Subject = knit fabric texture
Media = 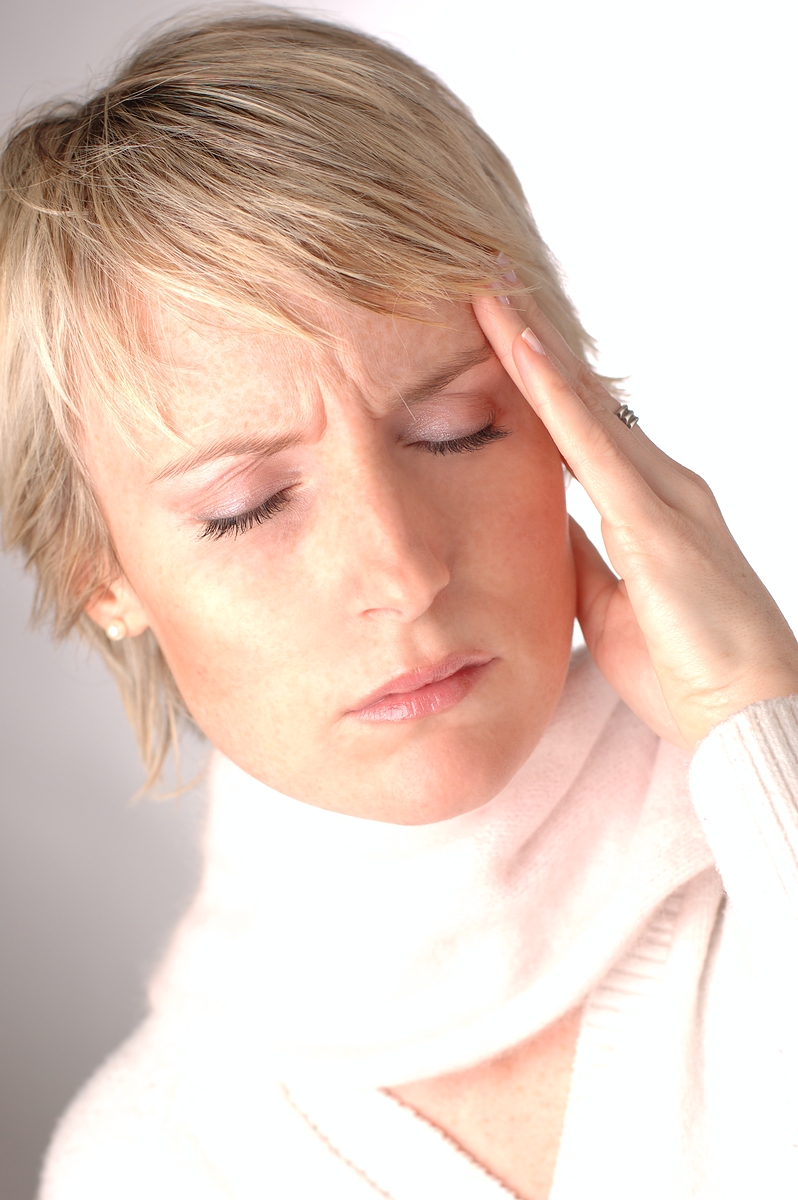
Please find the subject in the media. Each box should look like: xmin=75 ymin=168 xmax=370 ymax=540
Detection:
xmin=39 ymin=655 xmax=798 ymax=1199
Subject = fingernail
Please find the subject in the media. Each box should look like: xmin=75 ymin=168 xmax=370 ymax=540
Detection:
xmin=496 ymin=251 xmax=518 ymax=284
xmin=498 ymin=293 xmax=512 ymax=306
xmin=521 ymin=327 xmax=546 ymax=355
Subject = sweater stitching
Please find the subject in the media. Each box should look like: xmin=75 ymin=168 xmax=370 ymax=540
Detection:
xmin=281 ymin=1083 xmax=396 ymax=1200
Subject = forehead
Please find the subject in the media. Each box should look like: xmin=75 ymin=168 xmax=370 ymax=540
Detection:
xmin=157 ymin=297 xmax=486 ymax=441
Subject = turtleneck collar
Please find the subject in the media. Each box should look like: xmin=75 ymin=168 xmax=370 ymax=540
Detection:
xmin=150 ymin=649 xmax=713 ymax=1088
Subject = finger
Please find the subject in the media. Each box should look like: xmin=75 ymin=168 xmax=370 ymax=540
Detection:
xmin=515 ymin=294 xmax=617 ymax=413
xmin=569 ymin=515 xmax=630 ymax=634
xmin=569 ymin=518 xmax=686 ymax=746
xmin=505 ymin=291 xmax=700 ymax=481
xmin=514 ymin=325 xmax=719 ymax=521
xmin=479 ymin=285 xmax=684 ymax=486
xmin=568 ymin=520 xmax=619 ymax=664
xmin=472 ymin=293 xmax=577 ymax=477
xmin=475 ymin=293 xmax=650 ymax=502
xmin=472 ymin=292 xmax=530 ymax=396
xmin=484 ymin=284 xmax=619 ymax=418
xmin=510 ymin=324 xmax=670 ymax=530
xmin=569 ymin=517 xmax=617 ymax=595
xmin=513 ymin=295 xmax=653 ymax=452
xmin=475 ymin=292 xmax=707 ymax=513
xmin=475 ymin=293 xmax=635 ymax=449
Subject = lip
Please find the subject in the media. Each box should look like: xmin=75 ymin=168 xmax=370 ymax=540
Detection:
xmin=347 ymin=652 xmax=496 ymax=723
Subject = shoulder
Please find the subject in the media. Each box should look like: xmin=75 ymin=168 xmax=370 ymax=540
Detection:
xmin=39 ymin=1020 xmax=224 ymax=1200
xmin=38 ymin=1017 xmax=379 ymax=1200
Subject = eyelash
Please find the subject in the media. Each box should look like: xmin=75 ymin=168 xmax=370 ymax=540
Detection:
xmin=200 ymin=489 xmax=292 ymax=541
xmin=199 ymin=421 xmax=509 ymax=541
xmin=415 ymin=421 xmax=509 ymax=456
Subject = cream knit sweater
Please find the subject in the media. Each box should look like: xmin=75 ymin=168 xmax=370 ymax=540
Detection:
xmin=39 ymin=652 xmax=798 ymax=1199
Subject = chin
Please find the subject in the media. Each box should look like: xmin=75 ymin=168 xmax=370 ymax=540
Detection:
xmin=311 ymin=667 xmax=560 ymax=824
xmin=353 ymin=719 xmax=537 ymax=825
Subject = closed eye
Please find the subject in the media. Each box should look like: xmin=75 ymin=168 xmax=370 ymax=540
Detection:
xmin=198 ymin=422 xmax=509 ymax=541
xmin=414 ymin=421 xmax=509 ymax=455
xmin=199 ymin=488 xmax=292 ymax=540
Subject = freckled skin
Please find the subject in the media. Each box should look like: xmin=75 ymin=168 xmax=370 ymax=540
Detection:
xmin=85 ymin=299 xmax=576 ymax=823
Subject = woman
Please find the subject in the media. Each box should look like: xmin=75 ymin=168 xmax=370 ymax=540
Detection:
xmin=1 ymin=9 xmax=797 ymax=1198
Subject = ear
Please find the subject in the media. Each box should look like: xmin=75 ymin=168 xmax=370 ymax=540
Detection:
xmin=84 ymin=575 xmax=150 ymax=639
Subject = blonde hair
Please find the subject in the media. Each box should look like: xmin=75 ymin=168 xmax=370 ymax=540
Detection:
xmin=0 ymin=6 xmax=602 ymax=788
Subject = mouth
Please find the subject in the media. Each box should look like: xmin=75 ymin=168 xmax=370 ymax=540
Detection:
xmin=347 ymin=652 xmax=496 ymax=723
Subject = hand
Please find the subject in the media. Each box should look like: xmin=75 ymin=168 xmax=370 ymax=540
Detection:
xmin=473 ymin=289 xmax=798 ymax=748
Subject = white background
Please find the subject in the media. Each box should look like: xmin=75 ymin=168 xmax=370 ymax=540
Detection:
xmin=1 ymin=1 xmax=796 ymax=1197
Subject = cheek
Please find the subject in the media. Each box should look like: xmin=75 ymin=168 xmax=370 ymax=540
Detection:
xmin=142 ymin=560 xmax=306 ymax=711
xmin=457 ymin=432 xmax=575 ymax=665
xmin=448 ymin=429 xmax=570 ymax=588
xmin=129 ymin=524 xmax=345 ymax=765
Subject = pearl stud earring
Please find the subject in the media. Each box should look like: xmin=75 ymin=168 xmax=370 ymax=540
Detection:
xmin=105 ymin=619 xmax=128 ymax=641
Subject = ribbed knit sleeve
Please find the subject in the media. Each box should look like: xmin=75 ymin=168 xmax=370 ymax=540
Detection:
xmin=689 ymin=695 xmax=798 ymax=1012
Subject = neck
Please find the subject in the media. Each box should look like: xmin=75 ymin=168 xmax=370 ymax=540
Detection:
xmin=149 ymin=649 xmax=713 ymax=1088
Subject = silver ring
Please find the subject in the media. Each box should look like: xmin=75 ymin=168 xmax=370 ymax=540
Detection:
xmin=616 ymin=404 xmax=639 ymax=430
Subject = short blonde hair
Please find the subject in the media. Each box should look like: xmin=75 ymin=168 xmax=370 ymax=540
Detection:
xmin=0 ymin=7 xmax=602 ymax=787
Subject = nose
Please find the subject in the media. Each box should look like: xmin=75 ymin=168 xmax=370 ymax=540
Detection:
xmin=327 ymin=455 xmax=451 ymax=622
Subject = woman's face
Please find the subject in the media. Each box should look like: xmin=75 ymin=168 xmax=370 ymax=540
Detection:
xmin=85 ymin=298 xmax=576 ymax=822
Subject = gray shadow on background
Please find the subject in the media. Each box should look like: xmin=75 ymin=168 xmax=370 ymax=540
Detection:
xmin=0 ymin=7 xmax=222 ymax=1197
xmin=0 ymin=554 xmax=207 ymax=1200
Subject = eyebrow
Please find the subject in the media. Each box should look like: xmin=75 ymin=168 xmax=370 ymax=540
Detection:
xmin=390 ymin=343 xmax=494 ymax=410
xmin=151 ymin=342 xmax=494 ymax=484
